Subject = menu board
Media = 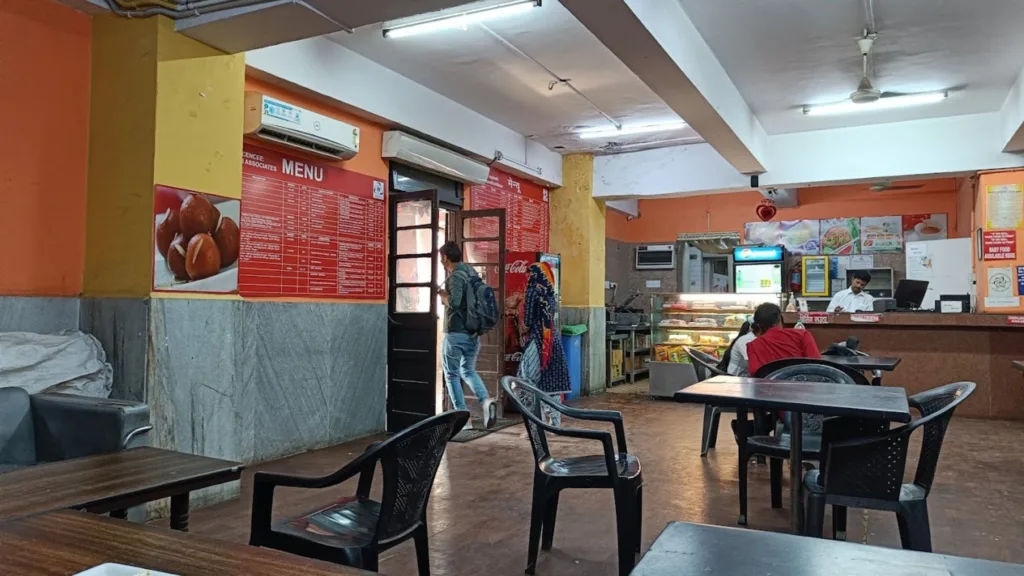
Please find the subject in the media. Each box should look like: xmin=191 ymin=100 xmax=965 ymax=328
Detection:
xmin=239 ymin=144 xmax=386 ymax=300
xmin=743 ymin=220 xmax=820 ymax=255
xmin=466 ymin=168 xmax=550 ymax=252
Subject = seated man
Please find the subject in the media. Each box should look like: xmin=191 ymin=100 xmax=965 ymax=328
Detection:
xmin=746 ymin=302 xmax=821 ymax=376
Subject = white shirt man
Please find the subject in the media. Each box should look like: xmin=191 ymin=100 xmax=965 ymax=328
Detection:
xmin=827 ymin=273 xmax=875 ymax=313
xmin=727 ymin=331 xmax=757 ymax=376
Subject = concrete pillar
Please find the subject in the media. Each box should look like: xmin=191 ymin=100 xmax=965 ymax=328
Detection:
xmin=550 ymin=154 xmax=607 ymax=394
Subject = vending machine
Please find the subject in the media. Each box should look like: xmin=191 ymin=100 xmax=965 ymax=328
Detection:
xmin=504 ymin=251 xmax=561 ymax=377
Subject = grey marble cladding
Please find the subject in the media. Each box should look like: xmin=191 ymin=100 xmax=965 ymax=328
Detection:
xmin=0 ymin=296 xmax=80 ymax=333
xmin=147 ymin=299 xmax=386 ymax=470
xmin=80 ymin=298 xmax=149 ymax=402
xmin=606 ymin=239 xmax=677 ymax=311
xmin=562 ymin=306 xmax=606 ymax=396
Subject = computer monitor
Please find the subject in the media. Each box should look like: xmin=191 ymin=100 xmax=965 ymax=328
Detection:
xmin=894 ymin=279 xmax=929 ymax=309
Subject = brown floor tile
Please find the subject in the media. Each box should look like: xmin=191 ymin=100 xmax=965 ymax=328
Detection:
xmin=175 ymin=394 xmax=1024 ymax=574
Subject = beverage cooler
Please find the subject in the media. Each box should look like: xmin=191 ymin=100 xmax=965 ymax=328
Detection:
xmin=504 ymin=252 xmax=561 ymax=377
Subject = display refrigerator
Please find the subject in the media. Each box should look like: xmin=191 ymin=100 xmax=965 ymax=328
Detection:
xmin=733 ymin=245 xmax=786 ymax=294
xmin=503 ymin=251 xmax=561 ymax=377
xmin=649 ymin=292 xmax=784 ymax=398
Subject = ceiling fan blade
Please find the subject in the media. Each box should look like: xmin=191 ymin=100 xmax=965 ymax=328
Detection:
xmin=885 ymin=184 xmax=926 ymax=190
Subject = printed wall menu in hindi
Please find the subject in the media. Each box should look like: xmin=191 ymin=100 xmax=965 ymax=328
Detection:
xmin=239 ymin=144 xmax=386 ymax=300
xmin=985 ymin=184 xmax=1023 ymax=230
xmin=466 ymin=168 xmax=550 ymax=252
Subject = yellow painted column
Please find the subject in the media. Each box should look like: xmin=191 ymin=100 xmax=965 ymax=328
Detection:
xmin=550 ymin=154 xmax=607 ymax=393
xmin=83 ymin=15 xmax=244 ymax=297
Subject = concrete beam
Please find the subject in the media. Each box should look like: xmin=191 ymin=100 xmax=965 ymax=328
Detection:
xmin=246 ymin=38 xmax=562 ymax=187
xmin=594 ymin=113 xmax=1024 ymax=199
xmin=561 ymin=0 xmax=767 ymax=174
xmin=1001 ymin=65 xmax=1024 ymax=153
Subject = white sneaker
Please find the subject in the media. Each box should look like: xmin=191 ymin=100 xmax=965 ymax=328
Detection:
xmin=482 ymin=398 xmax=495 ymax=429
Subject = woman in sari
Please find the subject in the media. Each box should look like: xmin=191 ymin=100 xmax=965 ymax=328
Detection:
xmin=517 ymin=262 xmax=571 ymax=426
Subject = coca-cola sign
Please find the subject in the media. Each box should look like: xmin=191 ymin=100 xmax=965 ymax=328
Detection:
xmin=504 ymin=351 xmax=523 ymax=362
xmin=505 ymin=259 xmax=529 ymax=274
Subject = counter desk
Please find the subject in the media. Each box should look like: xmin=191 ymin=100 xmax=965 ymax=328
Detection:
xmin=783 ymin=312 xmax=1024 ymax=420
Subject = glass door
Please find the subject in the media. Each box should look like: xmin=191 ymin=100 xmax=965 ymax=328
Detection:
xmin=455 ymin=209 xmax=506 ymax=417
xmin=387 ymin=190 xmax=442 ymax=433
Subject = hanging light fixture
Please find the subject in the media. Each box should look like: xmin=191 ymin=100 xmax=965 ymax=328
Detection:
xmin=383 ymin=0 xmax=541 ymax=39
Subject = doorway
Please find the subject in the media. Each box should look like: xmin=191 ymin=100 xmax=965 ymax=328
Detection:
xmin=385 ymin=166 xmax=506 ymax=432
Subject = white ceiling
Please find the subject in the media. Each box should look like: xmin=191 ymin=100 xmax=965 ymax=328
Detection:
xmin=678 ymin=0 xmax=1024 ymax=134
xmin=329 ymin=0 xmax=702 ymax=153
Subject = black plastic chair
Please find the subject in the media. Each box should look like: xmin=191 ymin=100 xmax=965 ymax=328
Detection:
xmin=737 ymin=363 xmax=859 ymax=526
xmin=685 ymin=347 xmax=732 ymax=456
xmin=502 ymin=376 xmax=643 ymax=576
xmin=753 ymin=357 xmax=871 ymax=386
xmin=804 ymin=381 xmax=976 ymax=551
xmin=248 ymin=410 xmax=470 ymax=575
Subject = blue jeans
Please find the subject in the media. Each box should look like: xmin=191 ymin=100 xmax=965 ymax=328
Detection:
xmin=442 ymin=332 xmax=489 ymax=411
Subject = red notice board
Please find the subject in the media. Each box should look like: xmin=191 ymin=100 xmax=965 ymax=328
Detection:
xmin=239 ymin=144 xmax=387 ymax=300
xmin=982 ymin=230 xmax=1017 ymax=261
xmin=467 ymin=168 xmax=550 ymax=252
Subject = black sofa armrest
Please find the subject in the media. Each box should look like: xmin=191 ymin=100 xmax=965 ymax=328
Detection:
xmin=30 ymin=393 xmax=151 ymax=462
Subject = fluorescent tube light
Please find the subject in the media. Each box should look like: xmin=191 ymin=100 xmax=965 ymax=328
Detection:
xmin=577 ymin=121 xmax=687 ymax=140
xmin=803 ymin=91 xmax=948 ymax=116
xmin=383 ymin=0 xmax=541 ymax=38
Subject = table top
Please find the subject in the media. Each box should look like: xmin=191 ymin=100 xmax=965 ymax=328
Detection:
xmin=0 ymin=510 xmax=369 ymax=575
xmin=0 ymin=447 xmax=242 ymax=521
xmin=1014 ymin=361 xmax=1024 ymax=373
xmin=632 ymin=521 xmax=1024 ymax=576
xmin=675 ymin=376 xmax=911 ymax=422
xmin=824 ymin=355 xmax=902 ymax=371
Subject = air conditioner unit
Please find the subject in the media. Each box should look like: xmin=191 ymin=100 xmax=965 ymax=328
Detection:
xmin=243 ymin=91 xmax=359 ymax=160
xmin=382 ymin=131 xmax=490 ymax=184
xmin=636 ymin=244 xmax=676 ymax=270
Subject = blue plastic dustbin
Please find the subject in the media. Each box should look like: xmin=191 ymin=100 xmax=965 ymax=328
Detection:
xmin=560 ymin=324 xmax=587 ymax=400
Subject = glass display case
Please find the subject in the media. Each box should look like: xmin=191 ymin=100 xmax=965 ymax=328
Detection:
xmin=649 ymin=292 xmax=784 ymax=398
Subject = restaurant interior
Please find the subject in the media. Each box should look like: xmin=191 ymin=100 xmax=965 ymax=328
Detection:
xmin=2 ymin=0 xmax=1024 ymax=575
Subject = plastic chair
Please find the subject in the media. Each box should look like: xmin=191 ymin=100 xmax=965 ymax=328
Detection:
xmin=685 ymin=347 xmax=732 ymax=456
xmin=804 ymin=382 xmax=976 ymax=551
xmin=753 ymin=357 xmax=871 ymax=386
xmin=502 ymin=376 xmax=643 ymax=576
xmin=249 ymin=410 xmax=470 ymax=575
xmin=736 ymin=363 xmax=859 ymax=526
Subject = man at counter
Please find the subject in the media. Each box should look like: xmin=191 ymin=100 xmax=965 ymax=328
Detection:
xmin=747 ymin=302 xmax=820 ymax=376
xmin=826 ymin=271 xmax=874 ymax=313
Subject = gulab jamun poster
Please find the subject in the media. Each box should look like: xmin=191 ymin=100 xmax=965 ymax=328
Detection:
xmin=153 ymin=186 xmax=241 ymax=294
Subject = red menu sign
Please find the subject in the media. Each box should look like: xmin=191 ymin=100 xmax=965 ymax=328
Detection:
xmin=467 ymin=168 xmax=550 ymax=252
xmin=239 ymin=144 xmax=386 ymax=300
xmin=982 ymin=230 xmax=1017 ymax=261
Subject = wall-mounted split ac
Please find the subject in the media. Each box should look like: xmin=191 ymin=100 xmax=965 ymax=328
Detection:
xmin=636 ymin=244 xmax=676 ymax=270
xmin=243 ymin=91 xmax=359 ymax=160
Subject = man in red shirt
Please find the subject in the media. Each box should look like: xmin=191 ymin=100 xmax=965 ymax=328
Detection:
xmin=746 ymin=302 xmax=820 ymax=376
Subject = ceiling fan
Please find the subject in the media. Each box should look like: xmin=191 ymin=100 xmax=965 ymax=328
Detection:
xmin=868 ymin=180 xmax=925 ymax=192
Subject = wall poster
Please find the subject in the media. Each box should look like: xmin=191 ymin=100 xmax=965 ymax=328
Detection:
xmin=860 ymin=216 xmax=903 ymax=253
xmin=743 ymin=220 xmax=820 ymax=255
xmin=985 ymin=184 xmax=1023 ymax=230
xmin=466 ymin=168 xmax=550 ymax=252
xmin=819 ymin=218 xmax=860 ymax=255
xmin=238 ymin=144 xmax=386 ymax=300
xmin=153 ymin=186 xmax=240 ymax=294
xmin=902 ymin=214 xmax=948 ymax=243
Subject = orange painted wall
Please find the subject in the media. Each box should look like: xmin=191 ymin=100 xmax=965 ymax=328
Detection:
xmin=244 ymin=77 xmax=388 ymax=181
xmin=606 ymin=178 xmax=961 ymax=243
xmin=0 ymin=0 xmax=91 ymax=296
xmin=975 ymin=170 xmax=1024 ymax=312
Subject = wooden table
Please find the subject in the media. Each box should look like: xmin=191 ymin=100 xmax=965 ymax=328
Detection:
xmin=675 ymin=376 xmax=911 ymax=533
xmin=0 ymin=447 xmax=242 ymax=531
xmin=825 ymin=355 xmax=902 ymax=371
xmin=0 ymin=510 xmax=369 ymax=575
xmin=632 ymin=521 xmax=1024 ymax=576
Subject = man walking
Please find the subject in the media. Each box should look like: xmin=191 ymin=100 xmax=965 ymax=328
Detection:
xmin=439 ymin=241 xmax=495 ymax=429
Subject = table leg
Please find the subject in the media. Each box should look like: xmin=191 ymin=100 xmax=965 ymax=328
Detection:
xmin=735 ymin=406 xmax=748 ymax=526
xmin=790 ymin=412 xmax=804 ymax=534
xmin=170 ymin=493 xmax=190 ymax=532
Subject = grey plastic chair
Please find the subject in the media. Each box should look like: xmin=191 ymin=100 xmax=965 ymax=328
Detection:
xmin=685 ymin=347 xmax=732 ymax=457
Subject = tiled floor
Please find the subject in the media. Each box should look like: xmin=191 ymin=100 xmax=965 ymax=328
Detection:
xmin=179 ymin=393 xmax=1024 ymax=575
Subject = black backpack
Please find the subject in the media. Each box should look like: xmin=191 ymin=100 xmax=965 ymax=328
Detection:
xmin=456 ymin=267 xmax=499 ymax=336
